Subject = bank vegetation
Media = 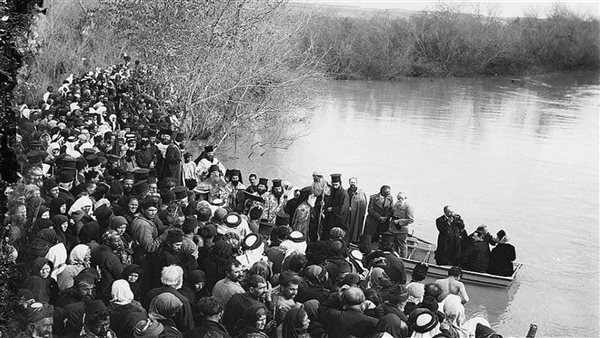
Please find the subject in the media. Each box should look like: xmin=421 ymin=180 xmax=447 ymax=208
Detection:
xmin=299 ymin=5 xmax=600 ymax=79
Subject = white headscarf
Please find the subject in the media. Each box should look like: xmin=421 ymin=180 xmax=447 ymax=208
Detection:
xmin=45 ymin=243 xmax=67 ymax=281
xmin=111 ymin=279 xmax=134 ymax=305
xmin=69 ymin=244 xmax=90 ymax=267
xmin=68 ymin=196 xmax=94 ymax=216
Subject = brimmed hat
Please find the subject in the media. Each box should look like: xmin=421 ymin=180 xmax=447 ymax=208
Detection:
xmin=289 ymin=231 xmax=305 ymax=243
xmin=241 ymin=233 xmax=263 ymax=251
xmin=173 ymin=186 xmax=188 ymax=200
xmin=224 ymin=213 xmax=242 ymax=228
xmin=408 ymin=308 xmax=439 ymax=334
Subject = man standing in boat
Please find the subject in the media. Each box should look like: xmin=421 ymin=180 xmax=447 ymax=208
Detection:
xmin=390 ymin=192 xmax=414 ymax=258
xmin=434 ymin=205 xmax=467 ymax=266
xmin=361 ymin=185 xmax=394 ymax=245
xmin=346 ymin=177 xmax=367 ymax=244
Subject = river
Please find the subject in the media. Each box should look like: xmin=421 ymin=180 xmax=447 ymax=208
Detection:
xmin=219 ymin=71 xmax=599 ymax=337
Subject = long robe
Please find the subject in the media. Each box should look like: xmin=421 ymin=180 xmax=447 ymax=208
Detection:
xmin=321 ymin=187 xmax=349 ymax=240
xmin=160 ymin=142 xmax=182 ymax=184
xmin=347 ymin=188 xmax=367 ymax=243
xmin=291 ymin=201 xmax=311 ymax=237
xmin=434 ymin=215 xmax=467 ymax=266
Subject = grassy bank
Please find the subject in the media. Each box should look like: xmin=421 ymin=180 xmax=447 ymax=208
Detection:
xmin=299 ymin=7 xmax=600 ymax=79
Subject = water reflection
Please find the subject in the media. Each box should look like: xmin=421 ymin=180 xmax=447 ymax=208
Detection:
xmin=215 ymin=71 xmax=599 ymax=337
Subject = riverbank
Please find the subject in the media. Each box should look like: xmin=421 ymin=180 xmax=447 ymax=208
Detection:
xmin=299 ymin=7 xmax=599 ymax=79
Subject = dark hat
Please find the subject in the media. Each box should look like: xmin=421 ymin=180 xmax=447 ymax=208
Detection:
xmin=75 ymin=157 xmax=88 ymax=170
xmin=249 ymin=205 xmax=263 ymax=220
xmin=208 ymin=164 xmax=220 ymax=173
xmin=331 ymin=173 xmax=342 ymax=183
xmin=241 ymin=233 xmax=263 ymax=251
xmin=133 ymin=168 xmax=150 ymax=181
xmin=108 ymin=181 xmax=123 ymax=198
xmin=328 ymin=239 xmax=345 ymax=256
xmin=224 ymin=213 xmax=242 ymax=228
xmin=275 ymin=212 xmax=289 ymax=226
xmin=58 ymin=173 xmax=74 ymax=184
xmin=160 ymin=189 xmax=176 ymax=204
xmin=174 ymin=132 xmax=184 ymax=143
xmin=133 ymin=180 xmax=149 ymax=195
xmin=408 ymin=308 xmax=439 ymax=334
xmin=94 ymin=204 xmax=114 ymax=221
xmin=475 ymin=323 xmax=501 ymax=338
xmin=61 ymin=156 xmax=77 ymax=169
xmin=258 ymin=178 xmax=268 ymax=186
xmin=123 ymin=171 xmax=135 ymax=181
xmin=258 ymin=221 xmax=275 ymax=237
xmin=147 ymin=176 xmax=157 ymax=185
xmin=166 ymin=229 xmax=184 ymax=243
xmin=147 ymin=129 xmax=158 ymax=137
xmin=85 ymin=154 xmax=100 ymax=167
xmin=26 ymin=150 xmax=46 ymax=163
xmin=289 ymin=231 xmax=305 ymax=243
xmin=43 ymin=178 xmax=58 ymax=191
xmin=85 ymin=300 xmax=107 ymax=317
xmin=272 ymin=179 xmax=282 ymax=187
xmin=82 ymin=148 xmax=96 ymax=157
xmin=204 ymin=145 xmax=214 ymax=152
xmin=173 ymin=186 xmax=188 ymax=200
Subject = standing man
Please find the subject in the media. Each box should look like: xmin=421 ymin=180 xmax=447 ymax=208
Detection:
xmin=321 ymin=174 xmax=349 ymax=240
xmin=434 ymin=205 xmax=467 ymax=266
xmin=161 ymin=132 xmax=183 ymax=184
xmin=196 ymin=145 xmax=227 ymax=181
xmin=390 ymin=192 xmax=414 ymax=257
xmin=308 ymin=171 xmax=328 ymax=243
xmin=361 ymin=185 xmax=393 ymax=245
xmin=346 ymin=177 xmax=367 ymax=244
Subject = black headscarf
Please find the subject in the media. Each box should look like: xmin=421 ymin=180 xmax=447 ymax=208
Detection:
xmin=78 ymin=221 xmax=101 ymax=244
xmin=374 ymin=314 xmax=407 ymax=338
xmin=281 ymin=307 xmax=308 ymax=338
xmin=48 ymin=197 xmax=67 ymax=217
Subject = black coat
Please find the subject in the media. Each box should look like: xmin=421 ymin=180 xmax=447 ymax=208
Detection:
xmin=186 ymin=319 xmax=231 ymax=338
xmin=434 ymin=215 xmax=467 ymax=266
xmin=91 ymin=245 xmax=124 ymax=302
xmin=487 ymin=243 xmax=516 ymax=276
xmin=319 ymin=308 xmax=378 ymax=338
xmin=462 ymin=238 xmax=490 ymax=272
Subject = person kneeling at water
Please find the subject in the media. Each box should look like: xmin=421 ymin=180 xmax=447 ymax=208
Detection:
xmin=487 ymin=230 xmax=516 ymax=276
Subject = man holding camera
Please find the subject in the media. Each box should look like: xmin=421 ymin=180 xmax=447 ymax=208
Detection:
xmin=390 ymin=192 xmax=414 ymax=258
xmin=435 ymin=205 xmax=467 ymax=266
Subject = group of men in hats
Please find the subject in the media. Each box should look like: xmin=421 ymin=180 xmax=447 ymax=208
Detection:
xmin=7 ymin=58 xmax=509 ymax=338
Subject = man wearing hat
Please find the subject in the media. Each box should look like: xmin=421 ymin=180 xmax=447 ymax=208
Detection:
xmin=225 ymin=169 xmax=246 ymax=213
xmin=82 ymin=300 xmax=116 ymax=337
xmin=196 ymin=145 xmax=226 ymax=181
xmin=15 ymin=302 xmax=54 ymax=338
xmin=91 ymin=230 xmax=125 ymax=302
xmin=182 ymin=152 xmax=199 ymax=190
xmin=158 ymin=131 xmax=182 ymax=184
xmin=173 ymin=185 xmax=190 ymax=209
xmin=321 ymin=174 xmax=349 ymax=240
xmin=253 ymin=178 xmax=279 ymax=225
xmin=320 ymin=287 xmax=378 ymax=338
xmin=309 ymin=171 xmax=329 ymax=243
xmin=145 ymin=229 xmax=195 ymax=290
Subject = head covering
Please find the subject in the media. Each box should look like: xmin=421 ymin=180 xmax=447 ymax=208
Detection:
xmin=408 ymin=308 xmax=440 ymax=335
xmin=149 ymin=293 xmax=183 ymax=320
xmin=166 ymin=229 xmax=184 ymax=243
xmin=258 ymin=178 xmax=268 ymax=186
xmin=303 ymin=299 xmax=320 ymax=320
xmin=281 ymin=307 xmax=308 ymax=338
xmin=330 ymin=174 xmax=341 ymax=183
xmin=442 ymin=294 xmax=466 ymax=327
xmin=173 ymin=186 xmax=188 ymax=200
xmin=68 ymin=195 xmax=93 ymax=215
xmin=272 ymin=179 xmax=282 ymax=187
xmin=224 ymin=213 xmax=242 ymax=227
xmin=330 ymin=227 xmax=346 ymax=239
xmin=134 ymin=318 xmax=164 ymax=337
xmin=111 ymin=279 xmax=134 ymax=305
xmin=79 ymin=221 xmax=101 ymax=243
xmin=328 ymin=239 xmax=345 ymax=256
xmin=375 ymin=314 xmax=405 ymax=338
xmin=48 ymin=198 xmax=67 ymax=217
xmin=241 ymin=233 xmax=263 ymax=251
xmin=110 ymin=216 xmax=128 ymax=230
xmin=187 ymin=270 xmax=207 ymax=287
xmin=85 ymin=300 xmax=107 ymax=318
xmin=45 ymin=243 xmax=67 ymax=280
xmin=24 ymin=302 xmax=54 ymax=324
xmin=69 ymin=244 xmax=91 ymax=267
xmin=204 ymin=145 xmax=214 ymax=152
xmin=407 ymin=282 xmax=425 ymax=304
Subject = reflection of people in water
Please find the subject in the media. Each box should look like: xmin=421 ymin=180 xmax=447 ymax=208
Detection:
xmin=487 ymin=230 xmax=516 ymax=276
xmin=435 ymin=266 xmax=470 ymax=304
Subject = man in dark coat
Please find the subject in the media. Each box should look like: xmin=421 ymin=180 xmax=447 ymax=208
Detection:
xmin=145 ymin=229 xmax=185 ymax=290
xmin=159 ymin=132 xmax=182 ymax=184
xmin=222 ymin=275 xmax=271 ymax=334
xmin=462 ymin=230 xmax=490 ymax=272
xmin=434 ymin=205 xmax=467 ymax=266
xmin=361 ymin=185 xmax=393 ymax=244
xmin=319 ymin=287 xmax=378 ymax=338
xmin=91 ymin=230 xmax=124 ymax=303
xmin=321 ymin=174 xmax=349 ymax=240
xmin=145 ymin=265 xmax=195 ymax=333
xmin=187 ymin=296 xmax=231 ymax=338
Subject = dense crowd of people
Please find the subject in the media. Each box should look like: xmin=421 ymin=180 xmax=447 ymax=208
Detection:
xmin=5 ymin=58 xmax=516 ymax=338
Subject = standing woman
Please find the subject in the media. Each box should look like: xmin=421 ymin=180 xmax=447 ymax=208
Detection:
xmin=57 ymin=244 xmax=91 ymax=290
xmin=110 ymin=216 xmax=133 ymax=265
xmin=233 ymin=305 xmax=270 ymax=338
xmin=24 ymin=257 xmax=59 ymax=304
xmin=278 ymin=307 xmax=310 ymax=338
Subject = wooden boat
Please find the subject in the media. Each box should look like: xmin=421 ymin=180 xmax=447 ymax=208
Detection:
xmin=403 ymin=235 xmax=522 ymax=288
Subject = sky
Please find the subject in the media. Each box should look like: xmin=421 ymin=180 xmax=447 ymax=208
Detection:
xmin=293 ymin=0 xmax=600 ymax=18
